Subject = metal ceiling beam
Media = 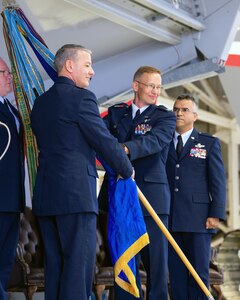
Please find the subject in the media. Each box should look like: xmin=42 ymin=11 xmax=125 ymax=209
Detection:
xmin=183 ymin=82 xmax=227 ymax=116
xmin=90 ymin=40 xmax=197 ymax=100
xmin=194 ymin=0 xmax=240 ymax=62
xmin=65 ymin=0 xmax=181 ymax=44
xmin=162 ymin=58 xmax=225 ymax=89
xmin=135 ymin=0 xmax=205 ymax=31
xmin=200 ymin=79 xmax=221 ymax=104
xmin=200 ymin=79 xmax=232 ymax=116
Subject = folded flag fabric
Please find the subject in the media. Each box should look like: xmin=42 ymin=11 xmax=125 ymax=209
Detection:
xmin=100 ymin=160 xmax=149 ymax=297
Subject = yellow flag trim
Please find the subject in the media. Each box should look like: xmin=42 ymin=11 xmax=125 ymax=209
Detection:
xmin=114 ymin=232 xmax=150 ymax=297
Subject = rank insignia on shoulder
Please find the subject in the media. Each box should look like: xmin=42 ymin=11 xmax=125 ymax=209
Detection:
xmin=157 ymin=105 xmax=168 ymax=111
xmin=199 ymin=132 xmax=214 ymax=139
xmin=113 ymin=104 xmax=127 ymax=108
xmin=189 ymin=148 xmax=207 ymax=159
xmin=195 ymin=143 xmax=205 ymax=148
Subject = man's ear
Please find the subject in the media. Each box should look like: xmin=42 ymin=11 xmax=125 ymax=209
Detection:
xmin=65 ymin=59 xmax=73 ymax=73
xmin=132 ymin=81 xmax=138 ymax=92
xmin=193 ymin=112 xmax=198 ymax=122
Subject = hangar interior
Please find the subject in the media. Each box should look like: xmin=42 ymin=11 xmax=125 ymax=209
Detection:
xmin=1 ymin=0 xmax=240 ymax=299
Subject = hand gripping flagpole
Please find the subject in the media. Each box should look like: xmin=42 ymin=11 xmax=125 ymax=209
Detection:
xmin=0 ymin=121 xmax=11 ymax=160
xmin=136 ymin=186 xmax=215 ymax=300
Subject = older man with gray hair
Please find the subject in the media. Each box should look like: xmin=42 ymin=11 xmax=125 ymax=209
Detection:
xmin=0 ymin=57 xmax=25 ymax=300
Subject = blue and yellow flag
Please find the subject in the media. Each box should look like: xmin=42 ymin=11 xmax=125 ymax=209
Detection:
xmin=102 ymin=162 xmax=149 ymax=297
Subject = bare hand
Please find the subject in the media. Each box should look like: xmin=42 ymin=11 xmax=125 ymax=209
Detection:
xmin=124 ymin=146 xmax=129 ymax=155
xmin=120 ymin=143 xmax=129 ymax=155
xmin=206 ymin=217 xmax=219 ymax=229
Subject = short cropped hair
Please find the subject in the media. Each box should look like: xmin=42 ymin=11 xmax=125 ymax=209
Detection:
xmin=175 ymin=93 xmax=199 ymax=111
xmin=133 ymin=66 xmax=161 ymax=81
xmin=54 ymin=44 xmax=92 ymax=72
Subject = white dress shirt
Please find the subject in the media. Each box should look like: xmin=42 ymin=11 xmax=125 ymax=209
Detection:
xmin=174 ymin=128 xmax=193 ymax=149
xmin=132 ymin=102 xmax=149 ymax=119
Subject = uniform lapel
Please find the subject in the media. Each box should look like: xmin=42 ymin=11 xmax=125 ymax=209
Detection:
xmin=8 ymin=100 xmax=20 ymax=119
xmin=0 ymin=100 xmax=13 ymax=120
xmin=0 ymin=100 xmax=20 ymax=134
xmin=168 ymin=140 xmax=177 ymax=160
xmin=8 ymin=100 xmax=22 ymax=132
xmin=118 ymin=105 xmax=133 ymax=136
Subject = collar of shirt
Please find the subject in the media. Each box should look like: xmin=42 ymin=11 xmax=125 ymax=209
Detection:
xmin=174 ymin=128 xmax=193 ymax=148
xmin=0 ymin=96 xmax=4 ymax=104
xmin=132 ymin=102 xmax=149 ymax=119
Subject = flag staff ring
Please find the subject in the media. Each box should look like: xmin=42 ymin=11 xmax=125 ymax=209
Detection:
xmin=0 ymin=121 xmax=11 ymax=160
xmin=137 ymin=186 xmax=215 ymax=300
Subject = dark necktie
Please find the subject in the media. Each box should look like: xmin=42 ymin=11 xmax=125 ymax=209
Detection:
xmin=4 ymin=98 xmax=17 ymax=126
xmin=4 ymin=98 xmax=9 ymax=109
xmin=176 ymin=135 xmax=183 ymax=157
xmin=133 ymin=109 xmax=140 ymax=121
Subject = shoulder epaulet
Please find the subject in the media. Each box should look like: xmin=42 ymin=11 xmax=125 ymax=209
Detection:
xmin=156 ymin=105 xmax=171 ymax=112
xmin=111 ymin=102 xmax=129 ymax=109
xmin=199 ymin=132 xmax=215 ymax=139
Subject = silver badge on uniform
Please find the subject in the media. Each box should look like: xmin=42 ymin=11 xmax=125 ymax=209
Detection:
xmin=195 ymin=143 xmax=205 ymax=148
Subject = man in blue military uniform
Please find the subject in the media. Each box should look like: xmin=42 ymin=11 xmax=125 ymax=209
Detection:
xmin=0 ymin=57 xmax=25 ymax=300
xmin=99 ymin=66 xmax=176 ymax=299
xmin=30 ymin=44 xmax=133 ymax=300
xmin=166 ymin=94 xmax=226 ymax=300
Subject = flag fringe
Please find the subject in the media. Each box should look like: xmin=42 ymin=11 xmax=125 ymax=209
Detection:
xmin=114 ymin=233 xmax=149 ymax=297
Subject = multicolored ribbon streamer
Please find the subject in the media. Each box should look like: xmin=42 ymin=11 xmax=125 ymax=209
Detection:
xmin=1 ymin=5 xmax=56 ymax=198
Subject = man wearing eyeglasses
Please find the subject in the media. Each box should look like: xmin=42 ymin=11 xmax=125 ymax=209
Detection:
xmin=99 ymin=66 xmax=176 ymax=299
xmin=166 ymin=94 xmax=226 ymax=300
xmin=0 ymin=57 xmax=25 ymax=300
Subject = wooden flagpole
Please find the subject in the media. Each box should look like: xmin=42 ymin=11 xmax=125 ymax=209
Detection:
xmin=137 ymin=186 xmax=215 ymax=300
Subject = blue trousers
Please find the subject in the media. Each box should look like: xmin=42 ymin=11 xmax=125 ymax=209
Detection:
xmin=168 ymin=232 xmax=211 ymax=300
xmin=0 ymin=212 xmax=20 ymax=300
xmin=38 ymin=213 xmax=97 ymax=300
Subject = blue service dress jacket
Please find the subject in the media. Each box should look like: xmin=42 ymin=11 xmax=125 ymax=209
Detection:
xmin=0 ymin=100 xmax=24 ymax=212
xmin=166 ymin=128 xmax=226 ymax=233
xmin=99 ymin=103 xmax=176 ymax=216
xmin=30 ymin=77 xmax=133 ymax=216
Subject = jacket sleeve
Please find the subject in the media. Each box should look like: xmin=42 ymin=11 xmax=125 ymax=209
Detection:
xmin=77 ymin=90 xmax=132 ymax=179
xmin=207 ymin=137 xmax=226 ymax=220
xmin=125 ymin=109 xmax=176 ymax=161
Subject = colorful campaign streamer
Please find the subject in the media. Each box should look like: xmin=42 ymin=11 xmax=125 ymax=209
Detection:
xmin=2 ymin=5 xmax=56 ymax=198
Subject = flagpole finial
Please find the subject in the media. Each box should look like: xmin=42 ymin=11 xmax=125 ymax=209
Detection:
xmin=2 ymin=0 xmax=19 ymax=9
